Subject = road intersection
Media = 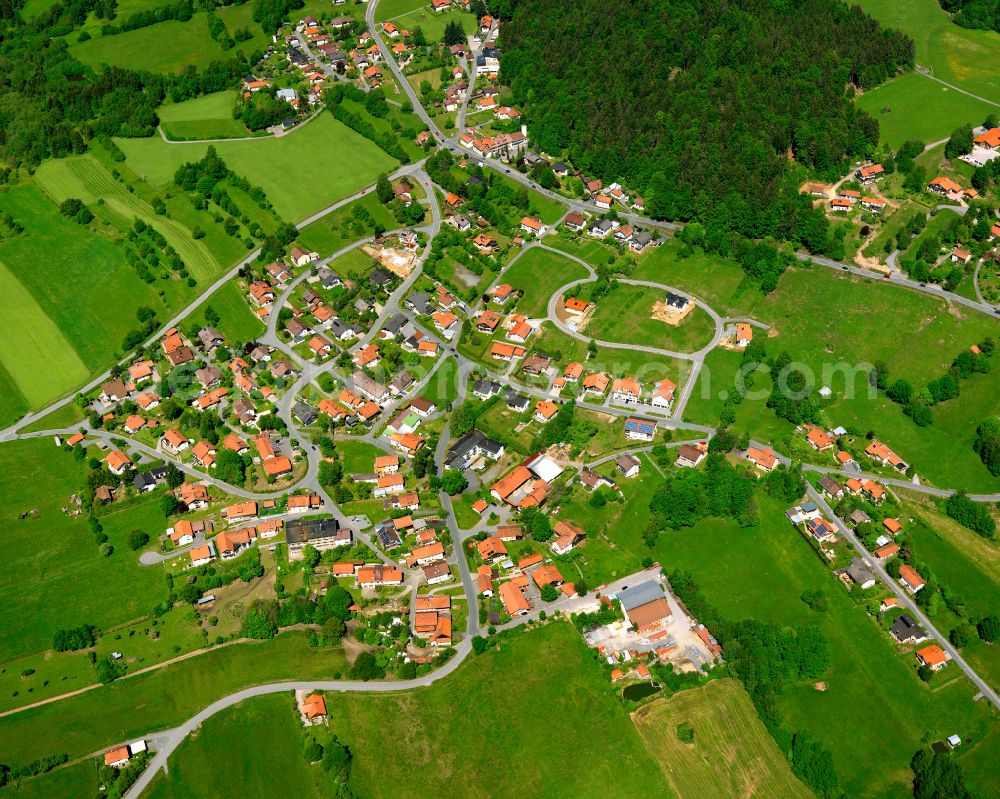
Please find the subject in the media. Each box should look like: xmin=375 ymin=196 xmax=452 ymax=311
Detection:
xmin=1 ymin=4 xmax=997 ymax=792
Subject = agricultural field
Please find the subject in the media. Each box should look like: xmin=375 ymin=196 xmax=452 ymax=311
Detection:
xmin=0 ymin=440 xmax=170 ymax=663
xmin=36 ymin=154 xmax=223 ymax=281
xmin=143 ymin=694 xmax=331 ymax=799
xmin=158 ymin=90 xmax=251 ymax=141
xmin=631 ymin=494 xmax=999 ymax=799
xmin=856 ymin=72 xmax=993 ymax=149
xmin=503 ymin=247 xmax=590 ymax=317
xmin=0 ymin=183 xmax=177 ymax=421
xmin=70 ymin=6 xmax=269 ymax=74
xmin=115 ymin=114 xmax=399 ymax=221
xmin=855 ymin=0 xmax=1000 ymax=105
xmin=0 ymin=633 xmax=349 ymax=768
xmin=327 ymin=623 xmax=672 ymax=798
xmin=583 ymin=283 xmax=718 ymax=354
xmin=633 ymin=679 xmax=813 ymax=799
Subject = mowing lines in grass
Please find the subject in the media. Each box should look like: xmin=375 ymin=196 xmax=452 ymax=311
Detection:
xmin=633 ymin=679 xmax=813 ymax=799
xmin=34 ymin=155 xmax=221 ymax=280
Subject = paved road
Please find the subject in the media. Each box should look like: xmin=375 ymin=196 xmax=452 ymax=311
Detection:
xmin=15 ymin=8 xmax=1000 ymax=789
xmin=124 ymin=640 xmax=472 ymax=799
xmin=806 ymin=485 xmax=1000 ymax=710
xmin=916 ymin=66 xmax=1000 ymax=109
xmin=0 ymin=162 xmax=424 ymax=443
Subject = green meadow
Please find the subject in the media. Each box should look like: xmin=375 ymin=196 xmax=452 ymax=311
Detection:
xmin=70 ymin=6 xmax=268 ymax=74
xmin=620 ymin=494 xmax=1000 ymax=799
xmin=855 ymin=0 xmax=1000 ymax=104
xmin=329 ymin=623 xmax=671 ymax=799
xmin=856 ymin=72 xmax=994 ymax=149
xmin=0 ymin=185 xmax=166 ymax=417
xmin=158 ymin=90 xmax=251 ymax=141
xmin=584 ymin=283 xmax=718 ymax=353
xmin=116 ymin=114 xmax=399 ymax=221
xmin=0 ymin=633 xmax=349 ymax=767
xmin=143 ymin=693 xmax=331 ymax=799
xmin=184 ymin=280 xmax=265 ymax=345
xmin=0 ymin=440 xmax=169 ymax=662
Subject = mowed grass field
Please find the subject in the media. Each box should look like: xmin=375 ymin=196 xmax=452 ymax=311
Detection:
xmin=855 ymin=0 xmax=1000 ymax=104
xmin=116 ymin=114 xmax=398 ymax=221
xmin=633 ymin=679 xmax=814 ymax=799
xmin=503 ymin=247 xmax=590 ymax=317
xmin=36 ymin=154 xmax=222 ymax=280
xmin=335 ymin=438 xmax=386 ymax=473
xmin=585 ymin=283 xmax=718 ymax=353
xmin=0 ymin=633 xmax=349 ymax=767
xmin=0 ymin=185 xmax=167 ymax=418
xmin=326 ymin=623 xmax=673 ymax=799
xmin=856 ymin=72 xmax=993 ymax=149
xmin=0 ymin=440 xmax=169 ymax=663
xmin=158 ymin=90 xmax=250 ymax=140
xmin=142 ymin=694 xmax=329 ymax=799
xmin=70 ymin=6 xmax=268 ymax=73
xmin=627 ymin=495 xmax=1000 ymax=799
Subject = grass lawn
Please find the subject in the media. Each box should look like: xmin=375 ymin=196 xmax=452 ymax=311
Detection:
xmin=115 ymin=114 xmax=398 ymax=221
xmin=0 ymin=440 xmax=171 ymax=663
xmin=392 ymin=5 xmax=477 ymax=43
xmin=633 ymin=679 xmax=813 ymax=799
xmin=143 ymin=693 xmax=330 ymax=799
xmin=184 ymin=280 xmax=264 ymax=345
xmin=327 ymin=246 xmax=377 ymax=278
xmin=585 ymin=283 xmax=717 ymax=353
xmin=335 ymin=438 xmax=386 ymax=473
xmin=855 ymin=0 xmax=1000 ymax=105
xmin=158 ymin=90 xmax=250 ymax=140
xmin=421 ymin=356 xmax=459 ymax=408
xmin=70 ymin=8 xmax=268 ymax=74
xmin=856 ymin=72 xmax=994 ymax=149
xmin=376 ymin=0 xmax=427 ymax=19
xmin=296 ymin=195 xmax=398 ymax=257
xmin=0 ymin=633 xmax=349 ymax=765
xmin=503 ymin=247 xmax=590 ymax=317
xmin=326 ymin=622 xmax=673 ymax=798
xmin=634 ymin=494 xmax=999 ymax=799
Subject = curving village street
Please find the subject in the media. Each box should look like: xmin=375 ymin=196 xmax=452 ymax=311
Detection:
xmin=2 ymin=3 xmax=999 ymax=794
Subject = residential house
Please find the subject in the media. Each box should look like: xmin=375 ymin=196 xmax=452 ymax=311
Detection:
xmin=623 ymin=417 xmax=656 ymax=442
xmin=616 ymin=453 xmax=641 ymax=478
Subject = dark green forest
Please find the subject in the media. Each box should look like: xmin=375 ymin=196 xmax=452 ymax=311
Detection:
xmin=497 ymin=0 xmax=913 ymax=245
xmin=939 ymin=0 xmax=1000 ymax=32
xmin=0 ymin=0 xmax=265 ymax=166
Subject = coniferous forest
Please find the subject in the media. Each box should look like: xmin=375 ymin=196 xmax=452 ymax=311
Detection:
xmin=497 ymin=0 xmax=914 ymax=244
